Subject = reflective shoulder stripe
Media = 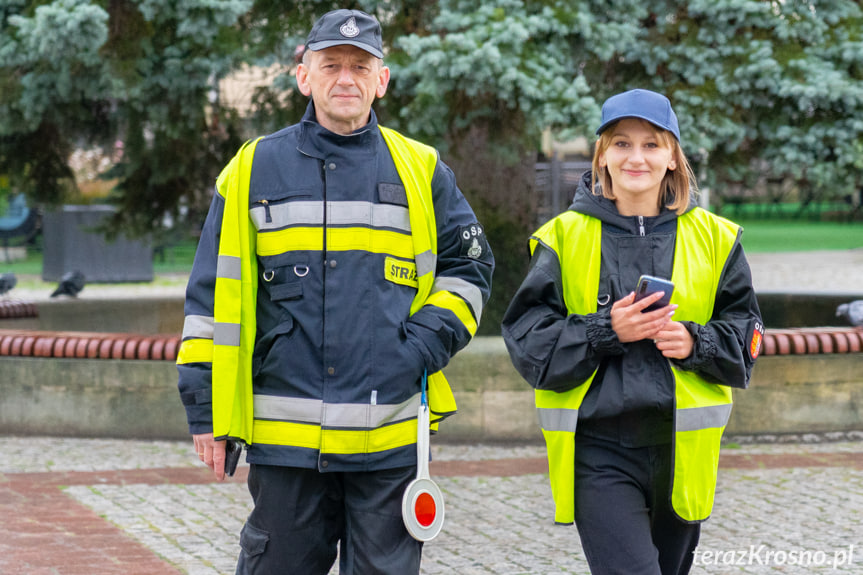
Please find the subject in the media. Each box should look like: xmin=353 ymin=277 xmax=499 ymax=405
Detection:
xmin=182 ymin=315 xmax=214 ymax=340
xmin=217 ymin=255 xmax=242 ymax=281
xmin=415 ymin=250 xmax=436 ymax=278
xmin=676 ymin=403 xmax=733 ymax=432
xmin=432 ymin=276 xmax=483 ymax=320
xmin=177 ymin=338 xmax=214 ymax=365
xmin=537 ymin=407 xmax=579 ymax=432
xmin=214 ymin=322 xmax=241 ymax=347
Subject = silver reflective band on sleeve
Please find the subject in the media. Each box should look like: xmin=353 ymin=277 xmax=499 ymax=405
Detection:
xmin=254 ymin=393 xmax=422 ymax=429
xmin=676 ymin=403 xmax=733 ymax=432
xmin=433 ymin=276 xmax=484 ymax=319
xmin=182 ymin=315 xmax=214 ymax=340
xmin=213 ymin=322 xmax=241 ymax=347
xmin=216 ymin=255 xmax=242 ymax=281
xmin=415 ymin=250 xmax=436 ymax=277
xmin=537 ymin=407 xmax=579 ymax=433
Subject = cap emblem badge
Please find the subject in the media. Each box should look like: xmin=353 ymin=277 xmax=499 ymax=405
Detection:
xmin=340 ymin=17 xmax=360 ymax=38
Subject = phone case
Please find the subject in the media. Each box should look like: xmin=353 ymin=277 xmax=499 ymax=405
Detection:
xmin=635 ymin=275 xmax=674 ymax=312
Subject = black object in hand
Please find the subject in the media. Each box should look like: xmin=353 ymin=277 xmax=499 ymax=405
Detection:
xmin=224 ymin=439 xmax=243 ymax=477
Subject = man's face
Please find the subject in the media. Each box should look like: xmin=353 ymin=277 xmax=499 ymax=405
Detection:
xmin=296 ymin=45 xmax=390 ymax=135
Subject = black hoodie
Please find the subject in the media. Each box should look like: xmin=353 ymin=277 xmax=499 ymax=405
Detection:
xmin=502 ymin=171 xmax=762 ymax=447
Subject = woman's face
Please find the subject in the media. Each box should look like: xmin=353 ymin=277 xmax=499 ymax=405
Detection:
xmin=598 ymin=119 xmax=677 ymax=209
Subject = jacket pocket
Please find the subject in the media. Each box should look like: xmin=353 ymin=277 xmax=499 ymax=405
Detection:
xmin=261 ymin=254 xmax=309 ymax=302
xmin=253 ymin=312 xmax=295 ymax=377
xmin=250 ymin=188 xmax=314 ymax=229
xmin=239 ymin=522 xmax=269 ymax=557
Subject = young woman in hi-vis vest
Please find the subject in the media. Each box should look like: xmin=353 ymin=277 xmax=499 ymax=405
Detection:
xmin=502 ymin=89 xmax=764 ymax=575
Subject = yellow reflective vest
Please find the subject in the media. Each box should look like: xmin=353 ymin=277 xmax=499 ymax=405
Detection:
xmin=177 ymin=126 xmax=459 ymax=453
xmin=531 ymin=207 xmax=739 ymax=524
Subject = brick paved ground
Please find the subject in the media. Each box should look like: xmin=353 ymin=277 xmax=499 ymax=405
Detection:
xmin=2 ymin=435 xmax=862 ymax=574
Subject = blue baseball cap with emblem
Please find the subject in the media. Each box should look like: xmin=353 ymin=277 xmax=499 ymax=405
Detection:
xmin=305 ymin=9 xmax=383 ymax=59
xmin=596 ymin=89 xmax=681 ymax=142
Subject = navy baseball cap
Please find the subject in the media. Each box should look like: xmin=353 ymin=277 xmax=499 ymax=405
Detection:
xmin=305 ymin=9 xmax=383 ymax=59
xmin=596 ymin=89 xmax=681 ymax=141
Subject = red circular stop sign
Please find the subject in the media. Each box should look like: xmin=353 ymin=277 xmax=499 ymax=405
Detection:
xmin=415 ymin=491 xmax=436 ymax=527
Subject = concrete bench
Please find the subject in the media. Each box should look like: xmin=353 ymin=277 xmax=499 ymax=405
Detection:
xmin=1 ymin=328 xmax=861 ymax=441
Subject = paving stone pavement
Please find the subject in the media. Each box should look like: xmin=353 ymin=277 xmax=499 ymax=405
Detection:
xmin=3 ymin=249 xmax=862 ymax=573
xmin=2 ymin=435 xmax=862 ymax=574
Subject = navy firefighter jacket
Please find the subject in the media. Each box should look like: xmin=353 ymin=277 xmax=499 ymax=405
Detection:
xmin=178 ymin=103 xmax=494 ymax=472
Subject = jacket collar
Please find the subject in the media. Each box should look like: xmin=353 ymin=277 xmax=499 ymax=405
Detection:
xmin=297 ymin=101 xmax=379 ymax=159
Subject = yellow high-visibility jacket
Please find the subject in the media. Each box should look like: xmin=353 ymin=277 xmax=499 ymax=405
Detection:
xmin=178 ymin=109 xmax=493 ymax=471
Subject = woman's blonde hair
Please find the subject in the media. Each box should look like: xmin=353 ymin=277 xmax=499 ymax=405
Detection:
xmin=590 ymin=119 xmax=696 ymax=214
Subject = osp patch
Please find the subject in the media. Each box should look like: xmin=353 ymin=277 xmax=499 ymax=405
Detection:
xmin=459 ymin=223 xmax=489 ymax=261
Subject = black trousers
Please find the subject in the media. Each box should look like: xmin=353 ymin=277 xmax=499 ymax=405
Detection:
xmin=235 ymin=464 xmax=422 ymax=575
xmin=572 ymin=434 xmax=701 ymax=575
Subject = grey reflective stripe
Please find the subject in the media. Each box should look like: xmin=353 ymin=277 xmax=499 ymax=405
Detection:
xmin=537 ymin=407 xmax=579 ymax=433
xmin=254 ymin=396 xmax=322 ymax=423
xmin=676 ymin=403 xmax=732 ymax=432
xmin=323 ymin=393 xmax=420 ymax=428
xmin=415 ymin=250 xmax=436 ymax=277
xmin=327 ymin=201 xmax=410 ymax=232
xmin=252 ymin=200 xmax=411 ymax=233
xmin=213 ymin=322 xmax=241 ymax=347
xmin=251 ymin=201 xmax=323 ymax=230
xmin=254 ymin=393 xmax=422 ymax=428
xmin=433 ymin=276 xmax=484 ymax=319
xmin=216 ymin=255 xmax=242 ymax=280
xmin=182 ymin=315 xmax=214 ymax=340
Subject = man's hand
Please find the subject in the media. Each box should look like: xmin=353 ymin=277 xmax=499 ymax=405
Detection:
xmin=193 ymin=433 xmax=227 ymax=481
xmin=611 ymin=291 xmax=677 ymax=343
xmin=653 ymin=321 xmax=694 ymax=360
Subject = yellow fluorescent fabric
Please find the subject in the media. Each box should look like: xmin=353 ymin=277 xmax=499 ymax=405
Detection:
xmin=200 ymin=126 xmax=465 ymax=455
xmin=530 ymin=212 xmax=602 ymax=524
xmin=529 ymin=207 xmax=740 ymax=524
xmin=210 ymin=137 xmax=262 ymax=444
xmin=380 ymin=126 xmax=459 ymax=426
xmin=426 ymin=291 xmax=477 ymax=336
xmin=252 ymin=418 xmax=417 ymax=454
xmin=667 ymin=208 xmax=739 ymax=522
xmin=176 ymin=338 xmax=214 ymax=365
xmin=256 ymin=226 xmax=414 ymax=259
xmin=385 ymin=257 xmax=419 ymax=288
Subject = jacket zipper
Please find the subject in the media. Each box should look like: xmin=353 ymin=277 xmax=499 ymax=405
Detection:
xmin=638 ymin=215 xmax=645 ymax=236
xmin=257 ymin=199 xmax=272 ymax=223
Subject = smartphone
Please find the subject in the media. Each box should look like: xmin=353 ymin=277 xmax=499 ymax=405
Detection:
xmin=634 ymin=275 xmax=674 ymax=312
xmin=224 ymin=439 xmax=243 ymax=477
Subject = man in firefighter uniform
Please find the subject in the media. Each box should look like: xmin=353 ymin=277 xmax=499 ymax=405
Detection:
xmin=176 ymin=9 xmax=493 ymax=574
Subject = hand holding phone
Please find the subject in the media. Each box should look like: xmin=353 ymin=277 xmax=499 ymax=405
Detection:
xmin=634 ymin=275 xmax=674 ymax=312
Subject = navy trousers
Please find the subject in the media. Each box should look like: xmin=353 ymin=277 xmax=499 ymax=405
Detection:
xmin=235 ymin=464 xmax=422 ymax=575
xmin=572 ymin=434 xmax=701 ymax=575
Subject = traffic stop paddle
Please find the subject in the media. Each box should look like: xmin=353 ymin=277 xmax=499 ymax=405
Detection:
xmin=402 ymin=371 xmax=445 ymax=541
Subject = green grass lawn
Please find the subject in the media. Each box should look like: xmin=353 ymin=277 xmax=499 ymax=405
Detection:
xmin=735 ymin=218 xmax=863 ymax=253
xmin=3 ymin=217 xmax=861 ymax=279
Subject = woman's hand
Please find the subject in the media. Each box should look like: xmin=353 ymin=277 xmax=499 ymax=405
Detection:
xmin=610 ymin=291 xmax=677 ymax=343
xmin=653 ymin=321 xmax=694 ymax=359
